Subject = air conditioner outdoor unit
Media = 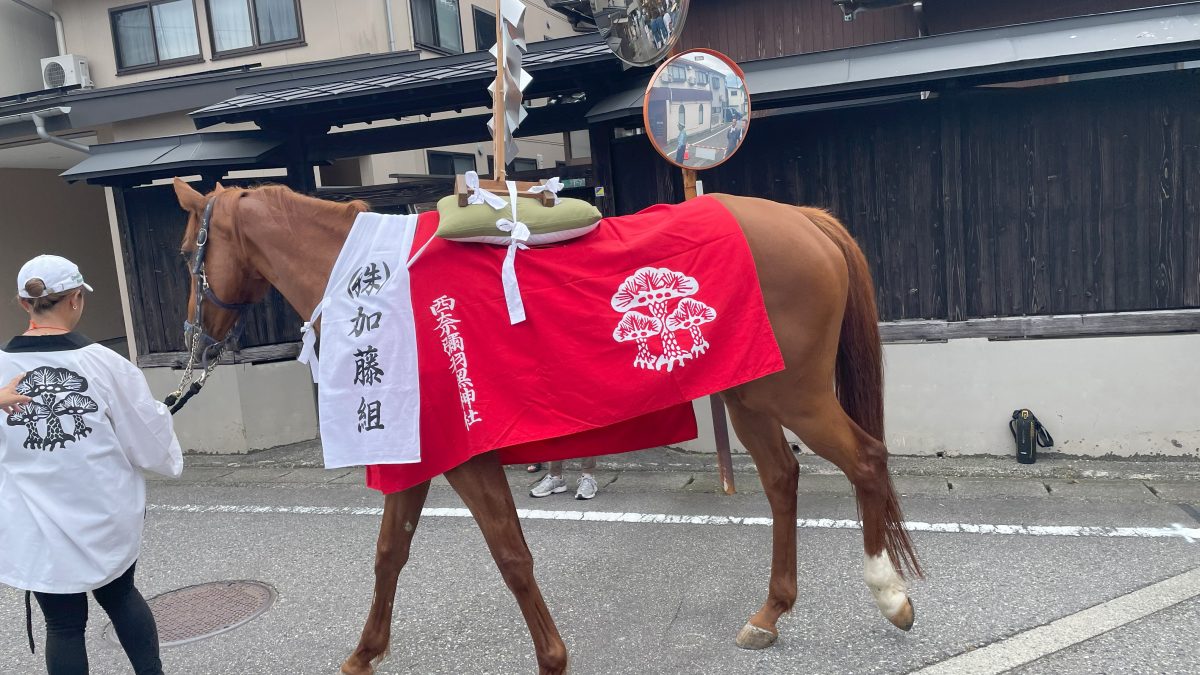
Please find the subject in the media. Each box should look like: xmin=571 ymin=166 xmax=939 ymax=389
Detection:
xmin=40 ymin=55 xmax=93 ymax=90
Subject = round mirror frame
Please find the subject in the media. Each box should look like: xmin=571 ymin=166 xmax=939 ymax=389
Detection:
xmin=590 ymin=0 xmax=692 ymax=67
xmin=642 ymin=48 xmax=752 ymax=171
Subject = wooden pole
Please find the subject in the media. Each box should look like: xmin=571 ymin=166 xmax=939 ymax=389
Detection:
xmin=681 ymin=169 xmax=734 ymax=494
xmin=493 ymin=3 xmax=506 ymax=181
xmin=670 ymin=46 xmax=735 ymax=495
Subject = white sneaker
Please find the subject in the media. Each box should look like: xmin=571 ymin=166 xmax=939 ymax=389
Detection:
xmin=575 ymin=474 xmax=598 ymax=500
xmin=530 ymin=474 xmax=567 ymax=498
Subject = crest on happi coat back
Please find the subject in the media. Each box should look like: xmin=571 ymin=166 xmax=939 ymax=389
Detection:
xmin=5 ymin=366 xmax=98 ymax=451
xmin=611 ymin=267 xmax=717 ymax=372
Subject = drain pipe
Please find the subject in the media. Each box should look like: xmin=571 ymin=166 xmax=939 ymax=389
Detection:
xmin=383 ymin=0 xmax=396 ymax=52
xmin=0 ymin=107 xmax=90 ymax=154
xmin=10 ymin=0 xmax=67 ymax=54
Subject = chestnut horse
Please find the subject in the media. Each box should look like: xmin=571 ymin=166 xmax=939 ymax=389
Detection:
xmin=171 ymin=178 xmax=922 ymax=674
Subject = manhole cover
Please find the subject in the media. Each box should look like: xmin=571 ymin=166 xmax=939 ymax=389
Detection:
xmin=103 ymin=580 xmax=276 ymax=647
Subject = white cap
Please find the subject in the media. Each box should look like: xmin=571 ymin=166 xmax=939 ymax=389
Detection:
xmin=17 ymin=255 xmax=94 ymax=299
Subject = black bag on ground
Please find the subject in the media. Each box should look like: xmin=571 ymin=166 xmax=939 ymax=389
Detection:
xmin=1009 ymin=409 xmax=1054 ymax=464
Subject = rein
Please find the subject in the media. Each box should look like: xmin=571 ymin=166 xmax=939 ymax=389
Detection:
xmin=164 ymin=196 xmax=256 ymax=415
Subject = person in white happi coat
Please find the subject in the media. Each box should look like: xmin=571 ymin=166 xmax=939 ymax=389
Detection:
xmin=0 ymin=255 xmax=182 ymax=675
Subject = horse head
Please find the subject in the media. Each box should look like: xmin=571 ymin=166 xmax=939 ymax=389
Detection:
xmin=172 ymin=178 xmax=271 ymax=362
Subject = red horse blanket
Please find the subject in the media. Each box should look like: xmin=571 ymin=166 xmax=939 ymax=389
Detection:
xmin=366 ymin=195 xmax=784 ymax=494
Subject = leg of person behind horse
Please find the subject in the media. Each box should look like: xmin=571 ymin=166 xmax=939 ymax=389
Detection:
xmin=445 ymin=453 xmax=567 ymax=675
xmin=341 ymin=481 xmax=432 ymax=675
xmin=723 ymin=397 xmax=798 ymax=649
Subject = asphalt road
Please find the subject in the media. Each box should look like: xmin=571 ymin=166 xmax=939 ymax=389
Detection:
xmin=2 ymin=459 xmax=1198 ymax=675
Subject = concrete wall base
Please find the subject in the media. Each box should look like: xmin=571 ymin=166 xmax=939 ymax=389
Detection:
xmin=678 ymin=334 xmax=1200 ymax=459
xmin=143 ymin=360 xmax=318 ymax=454
xmin=135 ymin=333 xmax=1199 ymax=459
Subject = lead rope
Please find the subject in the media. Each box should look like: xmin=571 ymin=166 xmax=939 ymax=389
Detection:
xmin=164 ymin=329 xmax=225 ymax=414
xmin=25 ymin=590 xmax=34 ymax=654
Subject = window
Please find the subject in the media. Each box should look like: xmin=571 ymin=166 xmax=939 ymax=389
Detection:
xmin=110 ymin=1 xmax=202 ymax=72
xmin=512 ymin=158 xmax=538 ymax=173
xmin=412 ymin=0 xmax=463 ymax=54
xmin=428 ymin=151 xmax=476 ymax=176
xmin=208 ymin=0 xmax=303 ymax=56
xmin=472 ymin=6 xmax=496 ymax=52
xmin=699 ymin=104 xmax=705 ymax=124
xmin=486 ymin=156 xmax=540 ymax=176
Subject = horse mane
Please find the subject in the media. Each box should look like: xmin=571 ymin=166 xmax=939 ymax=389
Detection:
xmin=180 ymin=182 xmax=369 ymax=254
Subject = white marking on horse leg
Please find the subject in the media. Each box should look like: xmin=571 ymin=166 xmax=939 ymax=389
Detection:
xmin=864 ymin=552 xmax=907 ymax=618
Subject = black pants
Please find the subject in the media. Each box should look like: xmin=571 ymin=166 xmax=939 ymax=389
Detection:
xmin=32 ymin=562 xmax=163 ymax=675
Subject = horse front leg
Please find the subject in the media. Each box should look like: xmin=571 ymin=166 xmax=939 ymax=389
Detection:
xmin=341 ymin=480 xmax=432 ymax=675
xmin=445 ymin=453 xmax=568 ymax=675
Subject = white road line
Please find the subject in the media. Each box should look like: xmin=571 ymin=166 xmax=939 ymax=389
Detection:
xmin=145 ymin=504 xmax=1200 ymax=542
xmin=910 ymin=565 xmax=1200 ymax=675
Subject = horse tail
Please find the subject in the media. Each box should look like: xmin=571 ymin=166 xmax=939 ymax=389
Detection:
xmin=799 ymin=207 xmax=922 ymax=579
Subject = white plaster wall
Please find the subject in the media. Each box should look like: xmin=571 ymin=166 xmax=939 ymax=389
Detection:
xmin=680 ymin=334 xmax=1200 ymax=459
xmin=143 ymin=361 xmax=317 ymax=454
xmin=0 ymin=170 xmax=124 ymax=343
xmin=52 ymin=0 xmax=575 ymax=90
xmin=0 ymin=0 xmax=58 ymax=97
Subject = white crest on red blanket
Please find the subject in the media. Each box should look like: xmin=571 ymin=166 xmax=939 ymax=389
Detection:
xmin=611 ymin=267 xmax=718 ymax=372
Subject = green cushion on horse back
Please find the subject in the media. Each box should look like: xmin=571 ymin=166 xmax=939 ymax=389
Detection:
xmin=435 ymin=195 xmax=602 ymax=245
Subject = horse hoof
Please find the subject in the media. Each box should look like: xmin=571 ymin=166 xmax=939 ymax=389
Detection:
xmin=340 ymin=648 xmax=388 ymax=675
xmin=888 ymin=598 xmax=915 ymax=631
xmin=735 ymin=622 xmax=778 ymax=649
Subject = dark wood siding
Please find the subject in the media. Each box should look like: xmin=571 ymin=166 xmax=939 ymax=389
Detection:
xmin=115 ymin=183 xmax=302 ymax=356
xmin=609 ymin=71 xmax=1200 ymax=322
xmin=678 ymin=0 xmax=919 ymax=62
xmin=954 ymin=74 xmax=1200 ymax=316
xmin=923 ymin=0 xmax=1195 ymax=34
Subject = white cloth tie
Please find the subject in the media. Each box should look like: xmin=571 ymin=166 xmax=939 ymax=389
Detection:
xmin=297 ymin=297 xmax=329 ymax=383
xmin=465 ymin=170 xmax=508 ymax=210
xmin=528 ymin=176 xmax=564 ymax=205
xmin=497 ymin=181 xmax=528 ymax=324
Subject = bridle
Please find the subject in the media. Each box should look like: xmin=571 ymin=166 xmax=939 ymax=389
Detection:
xmin=164 ymin=196 xmax=256 ymax=414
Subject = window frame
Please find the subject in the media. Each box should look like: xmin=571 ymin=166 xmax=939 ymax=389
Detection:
xmin=109 ymin=0 xmax=205 ymax=75
xmin=486 ymin=155 xmax=539 ymax=176
xmin=427 ymin=150 xmax=477 ymax=176
xmin=472 ymin=5 xmax=496 ymax=53
xmin=511 ymin=157 xmax=539 ymax=173
xmin=411 ymin=0 xmax=465 ymax=56
xmin=205 ymin=0 xmax=306 ymax=60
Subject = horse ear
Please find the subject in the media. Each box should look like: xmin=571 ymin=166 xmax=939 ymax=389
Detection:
xmin=173 ymin=177 xmax=206 ymax=213
xmin=215 ymin=181 xmax=225 ymax=191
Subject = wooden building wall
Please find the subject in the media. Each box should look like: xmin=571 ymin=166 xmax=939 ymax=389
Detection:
xmin=608 ymin=71 xmax=1200 ymax=322
xmin=922 ymin=0 xmax=1196 ymax=34
xmin=677 ymin=0 xmax=919 ymax=61
xmin=676 ymin=0 xmax=1195 ymax=63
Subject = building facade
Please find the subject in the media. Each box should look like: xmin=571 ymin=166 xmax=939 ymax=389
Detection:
xmin=4 ymin=0 xmax=1198 ymax=460
xmin=0 ymin=0 xmax=581 ymax=451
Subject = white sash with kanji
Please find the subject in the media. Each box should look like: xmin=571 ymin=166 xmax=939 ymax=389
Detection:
xmin=305 ymin=213 xmax=421 ymax=468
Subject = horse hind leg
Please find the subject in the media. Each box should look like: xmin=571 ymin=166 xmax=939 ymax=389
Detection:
xmin=445 ymin=452 xmax=568 ymax=675
xmin=724 ymin=397 xmax=798 ymax=650
xmin=781 ymin=394 xmax=920 ymax=631
xmin=341 ymin=480 xmax=432 ymax=675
